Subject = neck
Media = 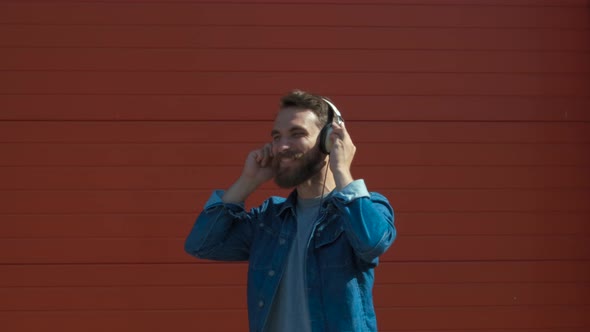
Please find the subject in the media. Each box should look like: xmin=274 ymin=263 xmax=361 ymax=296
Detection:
xmin=296 ymin=162 xmax=335 ymax=199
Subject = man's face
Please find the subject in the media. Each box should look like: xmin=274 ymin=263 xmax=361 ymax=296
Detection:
xmin=270 ymin=107 xmax=326 ymax=188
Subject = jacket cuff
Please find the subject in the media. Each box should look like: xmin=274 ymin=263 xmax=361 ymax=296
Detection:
xmin=332 ymin=179 xmax=370 ymax=203
xmin=204 ymin=190 xmax=245 ymax=213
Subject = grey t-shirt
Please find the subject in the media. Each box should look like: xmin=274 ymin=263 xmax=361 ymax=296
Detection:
xmin=265 ymin=194 xmax=324 ymax=332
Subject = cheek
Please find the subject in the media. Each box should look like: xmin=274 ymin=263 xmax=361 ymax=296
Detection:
xmin=297 ymin=137 xmax=317 ymax=151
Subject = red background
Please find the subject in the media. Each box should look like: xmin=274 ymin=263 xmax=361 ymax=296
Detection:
xmin=1 ymin=0 xmax=589 ymax=331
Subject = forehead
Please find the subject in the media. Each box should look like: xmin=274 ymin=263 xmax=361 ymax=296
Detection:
xmin=272 ymin=107 xmax=321 ymax=132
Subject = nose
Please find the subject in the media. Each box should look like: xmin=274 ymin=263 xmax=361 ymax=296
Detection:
xmin=273 ymin=137 xmax=290 ymax=154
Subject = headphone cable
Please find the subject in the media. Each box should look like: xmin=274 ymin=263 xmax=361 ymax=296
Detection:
xmin=316 ymin=155 xmax=331 ymax=222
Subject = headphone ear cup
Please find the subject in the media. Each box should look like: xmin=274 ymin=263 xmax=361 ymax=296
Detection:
xmin=319 ymin=123 xmax=333 ymax=154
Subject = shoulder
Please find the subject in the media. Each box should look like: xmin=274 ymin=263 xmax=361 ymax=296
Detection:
xmin=369 ymin=191 xmax=389 ymax=202
xmin=365 ymin=190 xmax=394 ymax=208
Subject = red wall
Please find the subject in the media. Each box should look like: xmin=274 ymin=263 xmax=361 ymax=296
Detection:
xmin=1 ymin=0 xmax=589 ymax=331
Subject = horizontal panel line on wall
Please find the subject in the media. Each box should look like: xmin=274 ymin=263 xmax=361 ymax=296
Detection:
xmin=1 ymin=164 xmax=588 ymax=168
xmin=1 ymin=305 xmax=587 ymax=313
xmin=1 ymin=187 xmax=588 ymax=191
xmin=1 ymin=188 xmax=589 ymax=192
xmin=1 ymin=0 xmax=585 ymax=6
xmin=2 ymin=139 xmax=588 ymax=143
xmin=377 ymin=330 xmax=589 ymax=332
xmin=5 ymin=210 xmax=587 ymax=214
xmin=0 ymin=210 xmax=583 ymax=215
xmin=0 ymin=140 xmax=590 ymax=144
xmin=2 ymin=70 xmax=589 ymax=75
xmin=2 ymin=93 xmax=589 ymax=96
xmin=0 ymin=308 xmax=246 ymax=313
xmin=4 ymin=141 xmax=589 ymax=145
xmin=1 ymin=46 xmax=589 ymax=53
xmin=1 ymin=210 xmax=587 ymax=216
xmin=0 ymin=0 xmax=587 ymax=4
xmin=2 ymin=235 xmax=589 ymax=239
xmin=1 ymin=24 xmax=588 ymax=31
xmin=373 ymin=304 xmax=590 ymax=310
xmin=2 ymin=259 xmax=585 ymax=264
xmin=1 ymin=209 xmax=586 ymax=214
xmin=3 ymin=70 xmax=590 ymax=75
xmin=0 ymin=262 xmax=205 ymax=266
xmin=1 ymin=94 xmax=588 ymax=99
xmin=2 ymin=23 xmax=588 ymax=29
xmin=2 ymin=120 xmax=589 ymax=124
xmin=2 ymin=281 xmax=588 ymax=288
xmin=0 ymin=304 xmax=587 ymax=312
xmin=3 ymin=140 xmax=588 ymax=144
xmin=1 ymin=259 xmax=587 ymax=264
xmin=0 ymin=119 xmax=584 ymax=122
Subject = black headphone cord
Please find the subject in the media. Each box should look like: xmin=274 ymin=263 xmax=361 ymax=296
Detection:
xmin=316 ymin=155 xmax=331 ymax=222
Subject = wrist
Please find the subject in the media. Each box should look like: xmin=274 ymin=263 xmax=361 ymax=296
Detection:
xmin=332 ymin=168 xmax=354 ymax=191
xmin=222 ymin=176 xmax=260 ymax=203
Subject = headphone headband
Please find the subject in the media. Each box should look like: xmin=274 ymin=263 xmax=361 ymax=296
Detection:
xmin=318 ymin=97 xmax=344 ymax=154
xmin=322 ymin=97 xmax=343 ymax=125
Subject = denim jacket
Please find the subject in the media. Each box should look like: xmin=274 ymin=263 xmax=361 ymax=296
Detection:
xmin=185 ymin=180 xmax=396 ymax=332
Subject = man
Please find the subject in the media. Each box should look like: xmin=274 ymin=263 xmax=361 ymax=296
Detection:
xmin=185 ymin=90 xmax=396 ymax=332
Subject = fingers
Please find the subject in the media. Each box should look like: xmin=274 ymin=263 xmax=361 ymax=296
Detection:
xmin=329 ymin=122 xmax=356 ymax=159
xmin=259 ymin=143 xmax=273 ymax=167
xmin=329 ymin=122 xmax=349 ymax=143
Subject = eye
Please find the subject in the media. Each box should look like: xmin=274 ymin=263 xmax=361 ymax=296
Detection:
xmin=272 ymin=135 xmax=280 ymax=142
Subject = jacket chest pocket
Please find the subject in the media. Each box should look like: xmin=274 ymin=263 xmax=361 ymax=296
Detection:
xmin=250 ymin=222 xmax=283 ymax=271
xmin=313 ymin=220 xmax=354 ymax=269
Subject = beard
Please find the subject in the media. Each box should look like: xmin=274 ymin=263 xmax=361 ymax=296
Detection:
xmin=272 ymin=146 xmax=325 ymax=189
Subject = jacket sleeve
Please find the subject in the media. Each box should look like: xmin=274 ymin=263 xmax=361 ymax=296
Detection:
xmin=184 ymin=190 xmax=257 ymax=261
xmin=331 ymin=179 xmax=396 ymax=264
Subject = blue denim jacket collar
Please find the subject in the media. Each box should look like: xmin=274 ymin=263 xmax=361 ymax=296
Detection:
xmin=276 ymin=189 xmax=335 ymax=218
xmin=275 ymin=190 xmax=297 ymax=217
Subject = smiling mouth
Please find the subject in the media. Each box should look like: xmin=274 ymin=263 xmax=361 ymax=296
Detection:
xmin=279 ymin=153 xmax=303 ymax=165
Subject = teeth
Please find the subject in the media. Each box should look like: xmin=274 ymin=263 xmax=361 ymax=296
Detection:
xmin=280 ymin=153 xmax=302 ymax=160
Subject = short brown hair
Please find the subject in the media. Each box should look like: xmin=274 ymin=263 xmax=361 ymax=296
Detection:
xmin=279 ymin=89 xmax=330 ymax=128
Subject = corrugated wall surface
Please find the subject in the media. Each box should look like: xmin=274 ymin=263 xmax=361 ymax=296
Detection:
xmin=1 ymin=0 xmax=589 ymax=331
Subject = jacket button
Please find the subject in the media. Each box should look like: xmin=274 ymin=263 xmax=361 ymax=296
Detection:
xmin=268 ymin=270 xmax=275 ymax=276
xmin=279 ymin=238 xmax=286 ymax=245
xmin=258 ymin=300 xmax=264 ymax=308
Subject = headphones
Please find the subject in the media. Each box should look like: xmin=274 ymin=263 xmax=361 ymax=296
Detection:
xmin=318 ymin=97 xmax=344 ymax=154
